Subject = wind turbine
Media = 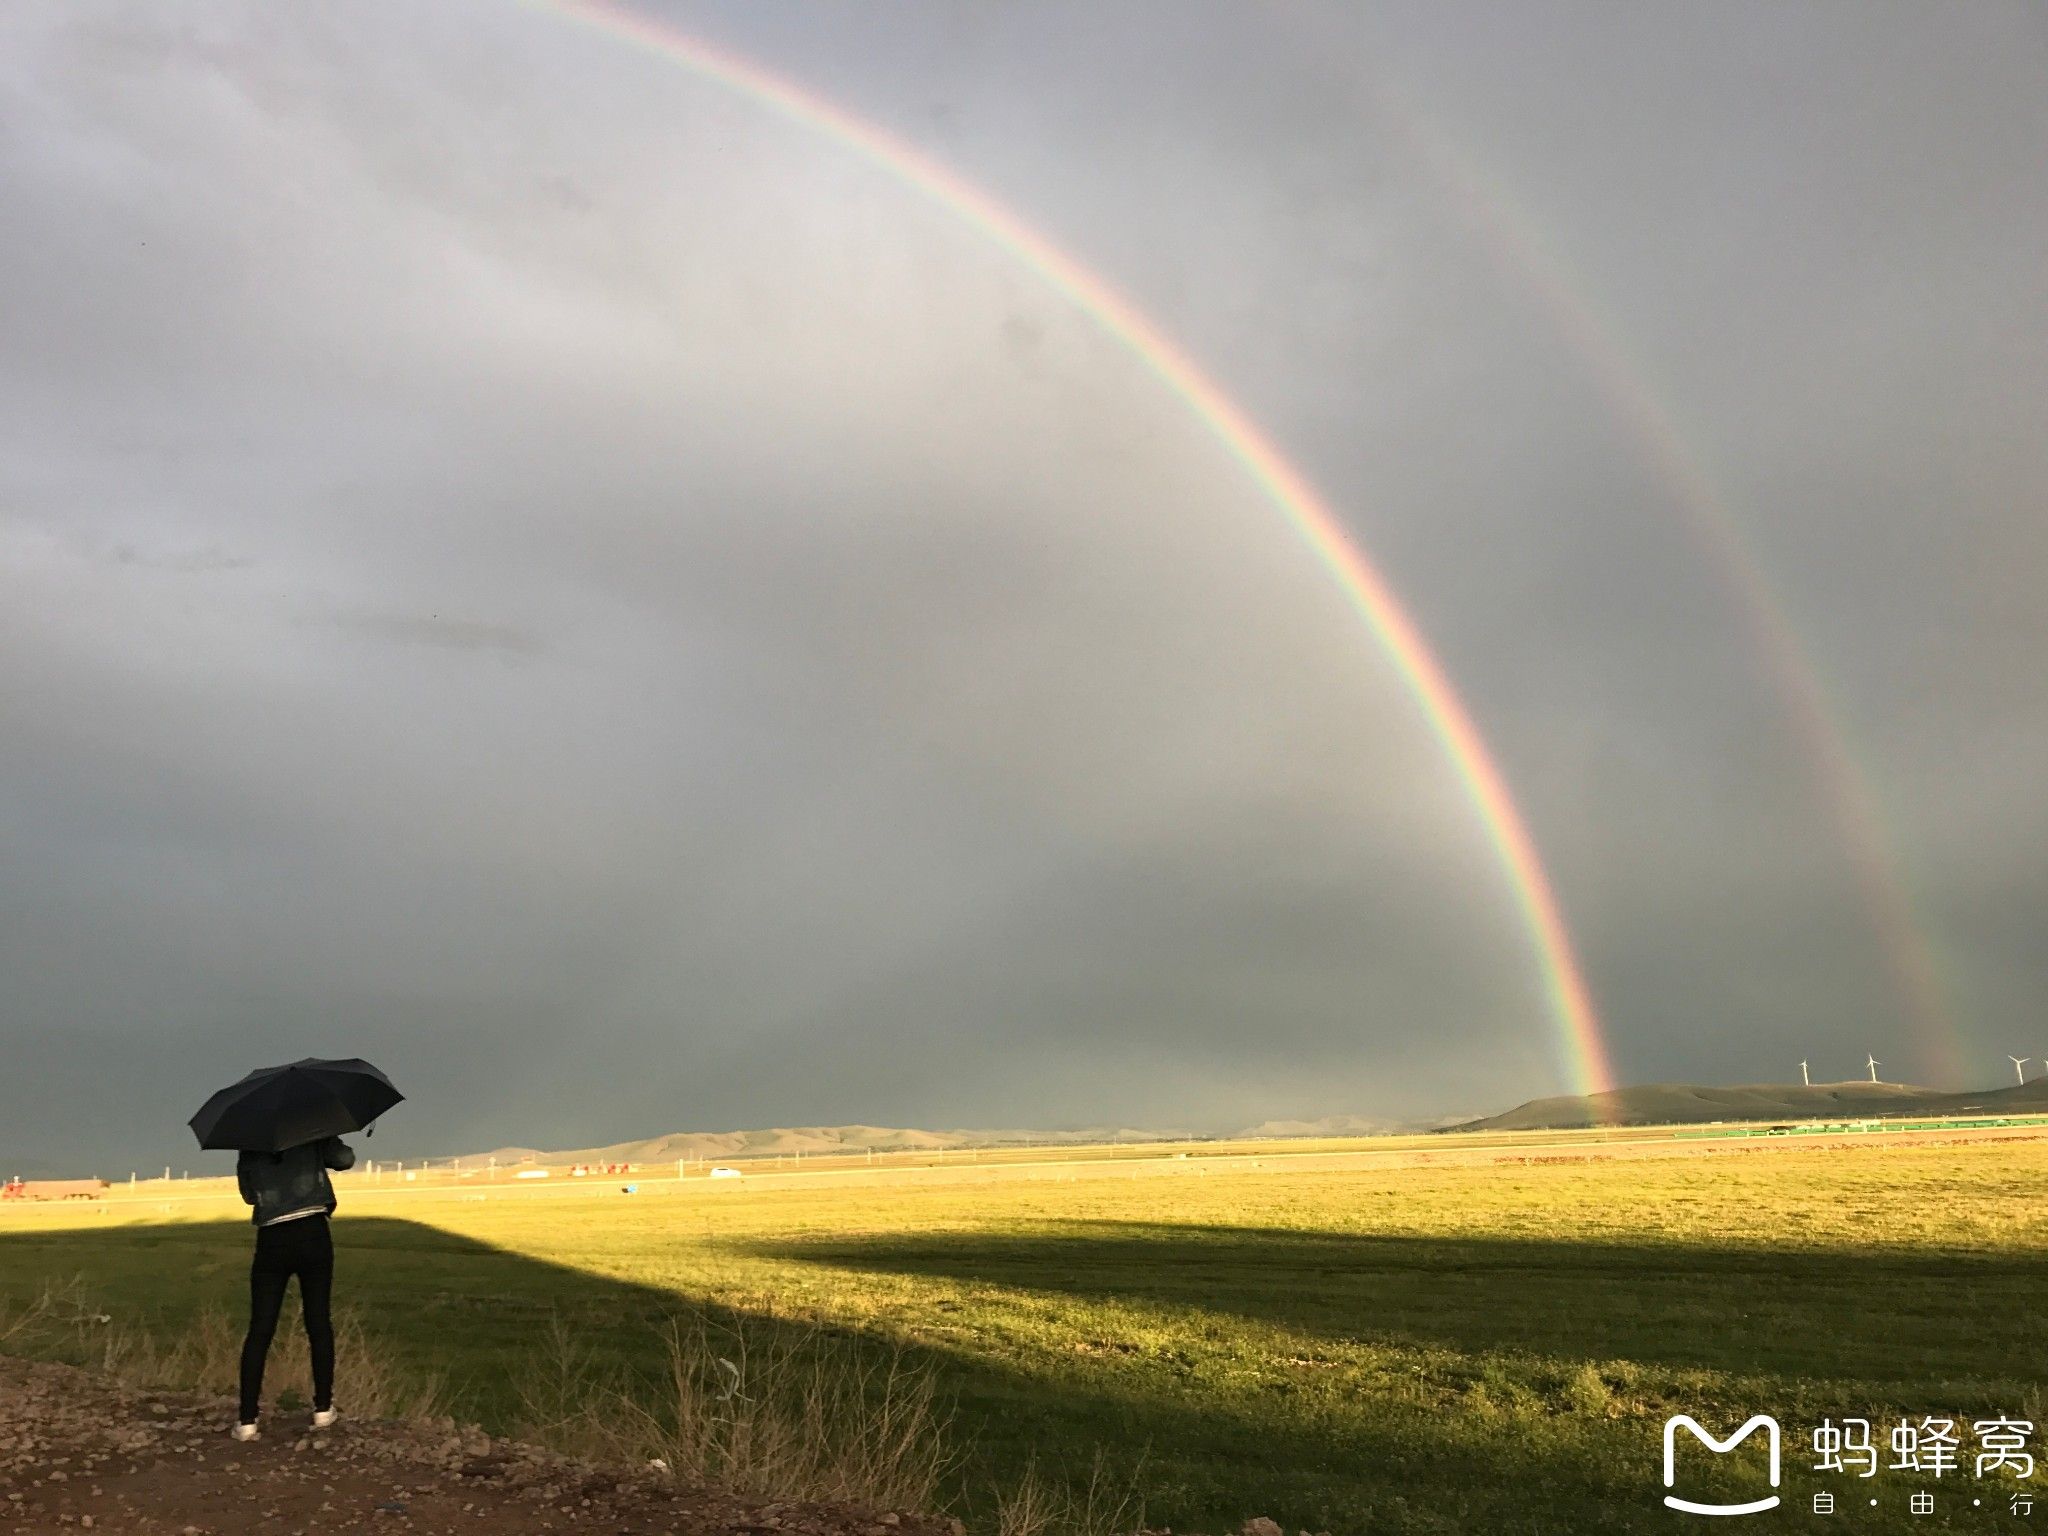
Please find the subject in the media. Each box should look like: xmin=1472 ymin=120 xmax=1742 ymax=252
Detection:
xmin=1799 ymin=1060 xmax=1811 ymax=1087
xmin=2010 ymin=1056 xmax=2031 ymax=1086
xmin=1866 ymin=1054 xmax=1880 ymax=1084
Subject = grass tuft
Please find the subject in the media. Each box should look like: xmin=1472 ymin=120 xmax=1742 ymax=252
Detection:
xmin=1 ymin=1274 xmax=442 ymax=1420
xmin=515 ymin=1303 xmax=955 ymax=1512
xmin=990 ymin=1450 xmax=1146 ymax=1536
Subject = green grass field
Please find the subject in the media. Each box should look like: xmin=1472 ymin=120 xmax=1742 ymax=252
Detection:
xmin=5 ymin=1133 xmax=2047 ymax=1533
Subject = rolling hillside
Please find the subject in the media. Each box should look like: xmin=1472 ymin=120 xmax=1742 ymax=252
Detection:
xmin=1453 ymin=1077 xmax=2048 ymax=1132
xmin=448 ymin=1079 xmax=2048 ymax=1167
xmin=456 ymin=1122 xmax=1193 ymax=1167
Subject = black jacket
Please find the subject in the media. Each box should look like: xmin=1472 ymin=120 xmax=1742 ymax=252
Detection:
xmin=236 ymin=1138 xmax=355 ymax=1227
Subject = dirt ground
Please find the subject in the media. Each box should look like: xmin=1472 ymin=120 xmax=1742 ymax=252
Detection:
xmin=0 ymin=1355 xmax=961 ymax=1536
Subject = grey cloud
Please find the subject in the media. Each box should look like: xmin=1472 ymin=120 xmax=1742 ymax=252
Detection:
xmin=319 ymin=610 xmax=544 ymax=657
xmin=105 ymin=543 xmax=251 ymax=573
xmin=2 ymin=0 xmax=2043 ymax=1171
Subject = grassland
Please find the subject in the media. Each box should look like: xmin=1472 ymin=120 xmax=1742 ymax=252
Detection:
xmin=5 ymin=1129 xmax=2047 ymax=1533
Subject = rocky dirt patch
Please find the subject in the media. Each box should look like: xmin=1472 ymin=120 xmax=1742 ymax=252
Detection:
xmin=0 ymin=1354 xmax=959 ymax=1536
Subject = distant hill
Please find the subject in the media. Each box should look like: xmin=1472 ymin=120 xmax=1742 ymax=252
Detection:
xmin=454 ymin=1123 xmax=1194 ymax=1167
xmin=448 ymin=1081 xmax=2048 ymax=1167
xmin=1230 ymin=1113 xmax=1471 ymax=1138
xmin=1236 ymin=1115 xmax=1396 ymax=1139
xmin=1452 ymin=1078 xmax=2048 ymax=1132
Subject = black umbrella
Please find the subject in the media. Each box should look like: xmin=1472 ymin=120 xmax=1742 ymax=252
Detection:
xmin=189 ymin=1057 xmax=403 ymax=1152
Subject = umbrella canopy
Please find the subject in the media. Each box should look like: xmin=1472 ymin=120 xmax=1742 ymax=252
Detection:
xmin=189 ymin=1057 xmax=403 ymax=1152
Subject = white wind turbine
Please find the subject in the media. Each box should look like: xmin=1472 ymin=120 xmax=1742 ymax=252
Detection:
xmin=1799 ymin=1059 xmax=1811 ymax=1087
xmin=1866 ymin=1053 xmax=1880 ymax=1083
xmin=2010 ymin=1056 xmax=2031 ymax=1086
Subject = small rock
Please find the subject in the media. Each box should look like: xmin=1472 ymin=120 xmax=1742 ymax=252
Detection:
xmin=1240 ymin=1521 xmax=1284 ymax=1536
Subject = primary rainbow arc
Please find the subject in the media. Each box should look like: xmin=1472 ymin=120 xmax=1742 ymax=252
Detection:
xmin=527 ymin=0 xmax=1619 ymax=1096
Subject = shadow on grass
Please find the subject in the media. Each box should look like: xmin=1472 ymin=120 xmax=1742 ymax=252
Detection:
xmin=4 ymin=1213 xmax=2037 ymax=1535
xmin=738 ymin=1218 xmax=2048 ymax=1390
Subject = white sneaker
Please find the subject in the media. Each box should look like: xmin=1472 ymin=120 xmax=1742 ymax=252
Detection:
xmin=311 ymin=1407 xmax=338 ymax=1430
xmin=231 ymin=1422 xmax=260 ymax=1442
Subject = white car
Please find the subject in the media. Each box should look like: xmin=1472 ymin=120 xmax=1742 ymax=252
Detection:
xmin=707 ymin=1166 xmax=743 ymax=1180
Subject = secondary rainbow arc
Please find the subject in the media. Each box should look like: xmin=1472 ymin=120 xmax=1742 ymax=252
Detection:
xmin=525 ymin=0 xmax=1619 ymax=1096
xmin=1364 ymin=84 xmax=1960 ymax=1081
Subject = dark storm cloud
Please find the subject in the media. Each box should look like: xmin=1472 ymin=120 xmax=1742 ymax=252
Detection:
xmin=2 ymin=0 xmax=2043 ymax=1172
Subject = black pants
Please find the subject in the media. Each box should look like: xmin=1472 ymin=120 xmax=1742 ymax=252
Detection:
xmin=239 ymin=1213 xmax=334 ymax=1422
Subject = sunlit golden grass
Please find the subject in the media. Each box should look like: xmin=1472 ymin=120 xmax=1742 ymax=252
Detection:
xmin=6 ymin=1132 xmax=2048 ymax=1533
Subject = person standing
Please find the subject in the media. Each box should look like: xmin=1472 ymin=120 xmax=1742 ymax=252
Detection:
xmin=232 ymin=1135 xmax=355 ymax=1440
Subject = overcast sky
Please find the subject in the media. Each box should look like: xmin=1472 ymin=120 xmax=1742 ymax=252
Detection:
xmin=4 ymin=1 xmax=2044 ymax=1173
